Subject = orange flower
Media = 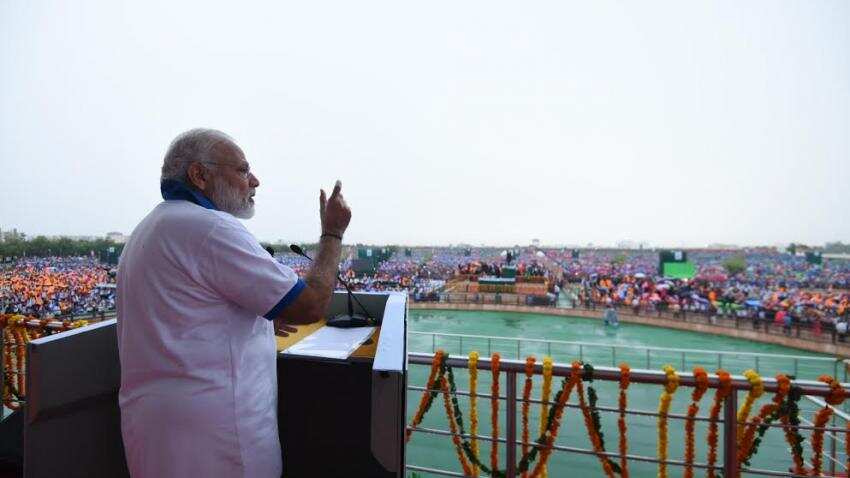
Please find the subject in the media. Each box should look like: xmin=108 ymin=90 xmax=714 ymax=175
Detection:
xmin=684 ymin=367 xmax=709 ymax=478
xmin=657 ymin=365 xmax=679 ymax=478
xmin=576 ymin=372 xmax=615 ymax=477
xmin=530 ymin=361 xmax=582 ymax=478
xmin=406 ymin=349 xmax=444 ymax=442
xmin=738 ymin=374 xmax=791 ymax=465
xmin=440 ymin=375 xmax=473 ymax=476
xmin=818 ymin=374 xmax=846 ymax=406
xmin=810 ymin=406 xmax=834 ymax=476
xmin=618 ymin=363 xmax=631 ymax=478
xmin=810 ymin=376 xmax=845 ymax=476
xmin=706 ymin=370 xmax=732 ymax=478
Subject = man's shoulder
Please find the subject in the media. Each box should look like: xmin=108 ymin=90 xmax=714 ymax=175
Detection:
xmin=126 ymin=202 xmax=245 ymax=248
xmin=153 ymin=201 xmax=241 ymax=230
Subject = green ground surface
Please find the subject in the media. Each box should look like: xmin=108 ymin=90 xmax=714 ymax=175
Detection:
xmin=405 ymin=309 xmax=844 ymax=477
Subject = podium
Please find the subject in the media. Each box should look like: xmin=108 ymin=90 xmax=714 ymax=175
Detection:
xmin=20 ymin=291 xmax=408 ymax=478
xmin=277 ymin=291 xmax=408 ymax=477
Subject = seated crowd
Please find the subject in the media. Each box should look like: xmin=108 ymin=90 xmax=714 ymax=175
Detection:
xmin=0 ymin=257 xmax=115 ymax=319
xmin=6 ymin=247 xmax=850 ymax=342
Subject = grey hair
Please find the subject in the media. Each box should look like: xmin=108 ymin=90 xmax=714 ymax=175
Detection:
xmin=160 ymin=128 xmax=235 ymax=183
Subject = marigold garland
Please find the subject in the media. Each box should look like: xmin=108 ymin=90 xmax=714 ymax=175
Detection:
xmin=0 ymin=317 xmax=92 ymax=410
xmin=656 ymin=365 xmax=679 ymax=478
xmin=736 ymin=369 xmax=764 ymax=442
xmin=468 ymin=351 xmax=480 ymax=477
xmin=617 ymin=363 xmax=631 ymax=478
xmin=2 ymin=328 xmax=19 ymax=410
xmin=406 ymin=349 xmax=445 ymax=442
xmin=778 ymin=384 xmax=806 ymax=475
xmin=538 ymin=356 xmax=553 ymax=478
xmin=529 ymin=361 xmax=582 ymax=478
xmin=439 ymin=375 xmax=473 ymax=476
xmin=739 ymin=374 xmax=791 ymax=467
xmin=408 ymin=355 xmax=847 ymax=478
xmin=706 ymin=369 xmax=732 ymax=478
xmin=521 ymin=356 xmax=535 ymax=478
xmin=683 ymin=367 xmax=709 ymax=478
xmin=490 ymin=352 xmax=501 ymax=475
xmin=575 ymin=364 xmax=616 ymax=477
xmin=810 ymin=375 xmax=845 ymax=476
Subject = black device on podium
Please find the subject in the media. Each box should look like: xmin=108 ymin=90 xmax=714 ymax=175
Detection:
xmin=288 ymin=244 xmax=375 ymax=327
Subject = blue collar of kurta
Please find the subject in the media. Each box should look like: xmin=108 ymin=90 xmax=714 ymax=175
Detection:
xmin=160 ymin=179 xmax=219 ymax=211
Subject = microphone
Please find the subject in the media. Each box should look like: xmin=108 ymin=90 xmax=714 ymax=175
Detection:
xmin=289 ymin=244 xmax=375 ymax=328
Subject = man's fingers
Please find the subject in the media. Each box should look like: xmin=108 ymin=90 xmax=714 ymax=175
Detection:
xmin=319 ymin=189 xmax=327 ymax=215
xmin=329 ymin=180 xmax=342 ymax=199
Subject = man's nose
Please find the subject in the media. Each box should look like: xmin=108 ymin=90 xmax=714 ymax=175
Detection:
xmin=249 ymin=172 xmax=259 ymax=188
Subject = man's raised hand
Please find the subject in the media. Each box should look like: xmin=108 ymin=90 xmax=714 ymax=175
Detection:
xmin=319 ymin=180 xmax=351 ymax=238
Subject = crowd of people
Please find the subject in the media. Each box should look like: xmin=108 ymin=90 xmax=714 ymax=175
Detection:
xmin=0 ymin=257 xmax=115 ymax=318
xmin=558 ymin=250 xmax=850 ymax=339
xmin=6 ymin=247 xmax=850 ymax=341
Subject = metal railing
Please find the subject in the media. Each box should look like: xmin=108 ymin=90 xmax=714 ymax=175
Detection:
xmin=405 ymin=352 xmax=850 ymax=478
xmin=799 ymin=395 xmax=849 ymax=477
xmin=409 ymin=331 xmax=842 ymax=380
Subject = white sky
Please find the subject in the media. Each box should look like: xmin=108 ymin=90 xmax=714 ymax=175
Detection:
xmin=1 ymin=1 xmax=848 ymax=247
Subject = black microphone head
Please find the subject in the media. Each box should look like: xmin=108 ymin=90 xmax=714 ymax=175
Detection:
xmin=290 ymin=244 xmax=306 ymax=257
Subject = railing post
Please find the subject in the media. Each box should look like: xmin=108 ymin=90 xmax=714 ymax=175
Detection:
xmin=488 ymin=338 xmax=492 ymax=357
xmin=459 ymin=336 xmax=463 ymax=355
xmin=794 ymin=358 xmax=799 ymax=378
xmin=681 ymin=351 xmax=685 ymax=370
xmin=646 ymin=349 xmax=651 ymax=369
xmin=612 ymin=346 xmax=616 ymax=367
xmin=517 ymin=340 xmax=521 ymax=360
xmin=755 ymin=356 xmax=760 ymax=373
xmin=723 ymin=389 xmax=739 ymax=478
xmin=830 ymin=411 xmax=837 ymax=476
xmin=506 ymin=371 xmax=517 ymax=478
xmin=579 ymin=344 xmax=584 ymax=362
xmin=432 ymin=334 xmax=436 ymax=353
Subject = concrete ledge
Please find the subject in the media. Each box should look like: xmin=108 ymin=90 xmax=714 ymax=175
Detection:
xmin=410 ymin=302 xmax=850 ymax=358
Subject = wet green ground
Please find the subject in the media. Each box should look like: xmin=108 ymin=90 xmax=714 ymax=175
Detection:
xmin=405 ymin=309 xmax=844 ymax=477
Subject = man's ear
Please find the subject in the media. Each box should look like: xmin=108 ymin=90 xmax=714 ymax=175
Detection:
xmin=187 ymin=162 xmax=208 ymax=191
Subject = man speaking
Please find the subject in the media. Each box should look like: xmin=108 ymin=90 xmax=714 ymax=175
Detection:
xmin=116 ymin=128 xmax=351 ymax=477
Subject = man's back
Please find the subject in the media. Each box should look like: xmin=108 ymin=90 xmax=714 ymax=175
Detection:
xmin=117 ymin=200 xmax=297 ymax=477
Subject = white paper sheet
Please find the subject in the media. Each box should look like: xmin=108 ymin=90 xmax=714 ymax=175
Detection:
xmin=281 ymin=325 xmax=376 ymax=360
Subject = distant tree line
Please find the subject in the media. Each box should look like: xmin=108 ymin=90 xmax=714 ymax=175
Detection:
xmin=0 ymin=236 xmax=124 ymax=264
xmin=824 ymin=242 xmax=850 ymax=254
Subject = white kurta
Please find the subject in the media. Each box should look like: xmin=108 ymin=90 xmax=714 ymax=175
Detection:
xmin=117 ymin=200 xmax=303 ymax=477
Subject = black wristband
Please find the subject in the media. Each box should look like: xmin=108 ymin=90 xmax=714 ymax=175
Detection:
xmin=321 ymin=233 xmax=343 ymax=241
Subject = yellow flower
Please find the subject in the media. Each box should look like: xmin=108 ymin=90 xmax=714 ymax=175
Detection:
xmin=737 ymin=369 xmax=764 ymax=441
xmin=657 ymin=365 xmax=679 ymax=478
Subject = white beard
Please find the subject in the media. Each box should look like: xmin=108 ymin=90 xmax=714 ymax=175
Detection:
xmin=208 ymin=178 xmax=255 ymax=219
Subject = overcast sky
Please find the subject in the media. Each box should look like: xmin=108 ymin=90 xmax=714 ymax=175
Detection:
xmin=1 ymin=1 xmax=848 ymax=247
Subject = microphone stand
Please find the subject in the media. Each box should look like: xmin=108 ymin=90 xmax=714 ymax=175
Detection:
xmin=289 ymin=244 xmax=376 ymax=328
